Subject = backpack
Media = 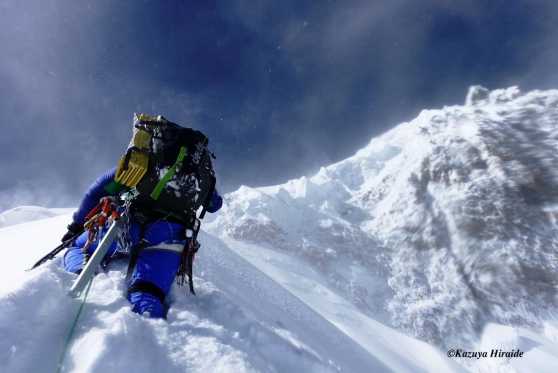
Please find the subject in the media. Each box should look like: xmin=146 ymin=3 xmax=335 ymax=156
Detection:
xmin=114 ymin=113 xmax=216 ymax=225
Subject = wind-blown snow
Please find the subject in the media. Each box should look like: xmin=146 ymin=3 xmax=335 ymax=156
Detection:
xmin=0 ymin=206 xmax=72 ymax=228
xmin=206 ymin=86 xmax=558 ymax=354
xmin=2 ymin=86 xmax=558 ymax=372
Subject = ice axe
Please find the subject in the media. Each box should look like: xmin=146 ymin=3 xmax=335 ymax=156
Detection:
xmin=68 ymin=218 xmax=124 ymax=298
xmin=28 ymin=229 xmax=85 ymax=270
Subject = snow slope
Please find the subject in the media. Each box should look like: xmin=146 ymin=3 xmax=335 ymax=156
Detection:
xmin=2 ymin=86 xmax=558 ymax=372
xmin=0 ymin=212 xmax=463 ymax=373
xmin=0 ymin=206 xmax=72 ymax=228
xmin=205 ymin=86 xmax=558 ymax=369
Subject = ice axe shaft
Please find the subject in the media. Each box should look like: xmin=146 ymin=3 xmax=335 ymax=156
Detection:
xmin=68 ymin=219 xmax=123 ymax=298
xmin=28 ymin=229 xmax=85 ymax=270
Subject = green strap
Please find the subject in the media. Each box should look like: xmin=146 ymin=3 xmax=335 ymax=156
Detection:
xmin=56 ymin=277 xmax=94 ymax=373
xmin=104 ymin=180 xmax=127 ymax=195
xmin=150 ymin=146 xmax=187 ymax=200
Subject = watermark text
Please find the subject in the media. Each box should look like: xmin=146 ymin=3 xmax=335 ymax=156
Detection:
xmin=447 ymin=349 xmax=524 ymax=359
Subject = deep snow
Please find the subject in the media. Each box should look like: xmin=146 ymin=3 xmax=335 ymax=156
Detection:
xmin=1 ymin=86 xmax=558 ymax=372
xmin=0 ymin=213 xmax=460 ymax=373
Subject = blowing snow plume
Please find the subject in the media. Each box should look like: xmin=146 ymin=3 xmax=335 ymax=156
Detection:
xmin=207 ymin=86 xmax=558 ymax=349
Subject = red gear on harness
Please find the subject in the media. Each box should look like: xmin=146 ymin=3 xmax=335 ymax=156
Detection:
xmin=81 ymin=197 xmax=121 ymax=264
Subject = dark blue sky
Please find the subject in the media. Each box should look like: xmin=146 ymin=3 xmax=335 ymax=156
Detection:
xmin=1 ymin=0 xmax=557 ymax=210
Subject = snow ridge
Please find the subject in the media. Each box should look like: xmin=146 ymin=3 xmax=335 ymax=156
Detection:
xmin=208 ymin=86 xmax=558 ymax=349
xmin=0 ymin=206 xmax=71 ymax=228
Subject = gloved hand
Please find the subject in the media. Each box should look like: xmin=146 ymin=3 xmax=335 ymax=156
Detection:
xmin=61 ymin=221 xmax=83 ymax=243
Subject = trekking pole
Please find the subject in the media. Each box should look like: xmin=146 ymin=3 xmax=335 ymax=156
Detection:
xmin=28 ymin=229 xmax=85 ymax=270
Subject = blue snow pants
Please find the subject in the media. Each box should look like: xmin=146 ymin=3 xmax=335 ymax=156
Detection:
xmin=63 ymin=219 xmax=186 ymax=319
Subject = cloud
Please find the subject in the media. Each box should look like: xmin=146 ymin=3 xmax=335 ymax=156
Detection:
xmin=0 ymin=1 xmax=209 ymax=211
xmin=1 ymin=0 xmax=557 ymax=211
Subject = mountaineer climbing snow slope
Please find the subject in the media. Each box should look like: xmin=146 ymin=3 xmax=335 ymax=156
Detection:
xmin=1 ymin=86 xmax=558 ymax=372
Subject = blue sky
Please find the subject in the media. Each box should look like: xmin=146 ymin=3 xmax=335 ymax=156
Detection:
xmin=1 ymin=0 xmax=557 ymax=210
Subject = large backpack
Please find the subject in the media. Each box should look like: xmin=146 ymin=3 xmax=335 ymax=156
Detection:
xmin=115 ymin=113 xmax=215 ymax=225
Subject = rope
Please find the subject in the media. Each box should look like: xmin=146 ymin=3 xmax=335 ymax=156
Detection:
xmin=55 ymin=276 xmax=94 ymax=373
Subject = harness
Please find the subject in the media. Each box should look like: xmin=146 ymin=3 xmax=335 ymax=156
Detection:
xmin=81 ymin=196 xmax=121 ymax=267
